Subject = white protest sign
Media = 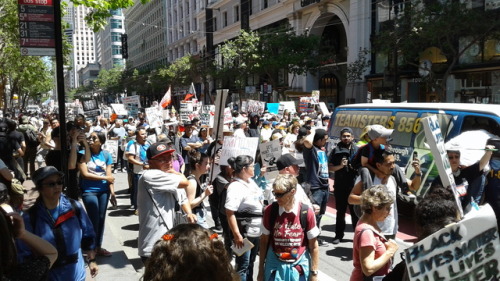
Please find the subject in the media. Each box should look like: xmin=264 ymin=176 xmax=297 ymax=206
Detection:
xmin=122 ymin=95 xmax=141 ymax=116
xmin=220 ymin=136 xmax=259 ymax=166
xmin=200 ymin=105 xmax=215 ymax=128
xmin=212 ymin=89 xmax=229 ymax=140
xmin=247 ymin=100 xmax=266 ymax=115
xmin=405 ymin=204 xmax=500 ymax=281
xmin=311 ymin=90 xmax=320 ymax=104
xmin=421 ymin=115 xmax=463 ymax=217
xmin=145 ymin=107 xmax=163 ymax=129
xmin=259 ymin=139 xmax=282 ymax=180
xmin=179 ymin=101 xmax=194 ymax=123
xmin=241 ymin=100 xmax=248 ymax=113
xmin=224 ymin=107 xmax=233 ymax=124
xmin=319 ymin=102 xmax=330 ymax=116
xmin=103 ymin=139 xmax=119 ymax=163
xmin=280 ymin=101 xmax=297 ymax=114
xmin=110 ymin=104 xmax=128 ymax=116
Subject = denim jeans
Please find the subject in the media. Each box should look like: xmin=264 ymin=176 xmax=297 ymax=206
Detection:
xmin=131 ymin=173 xmax=140 ymax=209
xmin=311 ymin=187 xmax=329 ymax=228
xmin=235 ymin=236 xmax=260 ymax=281
xmin=82 ymin=191 xmax=110 ymax=248
xmin=194 ymin=207 xmax=209 ymax=229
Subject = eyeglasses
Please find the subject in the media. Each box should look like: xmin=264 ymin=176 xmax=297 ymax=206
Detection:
xmin=42 ymin=181 xmax=64 ymax=188
xmin=273 ymin=188 xmax=293 ymax=198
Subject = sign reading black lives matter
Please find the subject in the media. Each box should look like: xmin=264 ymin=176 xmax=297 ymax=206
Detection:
xmin=405 ymin=204 xmax=500 ymax=281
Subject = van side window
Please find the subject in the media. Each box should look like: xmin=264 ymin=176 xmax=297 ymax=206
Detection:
xmin=462 ymin=116 xmax=500 ymax=137
xmin=390 ymin=112 xmax=419 ymax=146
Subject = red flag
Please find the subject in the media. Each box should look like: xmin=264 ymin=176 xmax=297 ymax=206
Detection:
xmin=160 ymin=86 xmax=171 ymax=108
xmin=184 ymin=93 xmax=195 ymax=101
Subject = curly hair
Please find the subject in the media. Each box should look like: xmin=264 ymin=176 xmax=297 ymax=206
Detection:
xmin=361 ymin=184 xmax=394 ymax=214
xmin=273 ymin=174 xmax=297 ymax=193
xmin=143 ymin=224 xmax=238 ymax=281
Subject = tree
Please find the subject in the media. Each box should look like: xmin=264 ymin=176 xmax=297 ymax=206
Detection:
xmin=95 ymin=66 xmax=125 ymax=94
xmin=374 ymin=0 xmax=500 ymax=101
xmin=346 ymin=48 xmax=371 ymax=102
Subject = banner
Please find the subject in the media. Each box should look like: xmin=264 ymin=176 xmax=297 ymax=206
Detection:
xmin=145 ymin=107 xmax=163 ymax=129
xmin=421 ymin=115 xmax=463 ymax=217
xmin=405 ymin=204 xmax=500 ymax=281
xmin=259 ymin=139 xmax=282 ymax=180
xmin=220 ymin=136 xmax=259 ymax=166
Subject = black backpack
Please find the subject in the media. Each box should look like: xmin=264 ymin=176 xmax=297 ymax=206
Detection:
xmin=25 ymin=128 xmax=39 ymax=146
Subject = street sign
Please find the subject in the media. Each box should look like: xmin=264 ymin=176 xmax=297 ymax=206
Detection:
xmin=18 ymin=0 xmax=55 ymax=56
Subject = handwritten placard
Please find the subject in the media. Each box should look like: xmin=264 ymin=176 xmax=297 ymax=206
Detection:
xmin=259 ymin=139 xmax=282 ymax=180
xmin=219 ymin=136 xmax=259 ymax=166
xmin=405 ymin=204 xmax=500 ymax=281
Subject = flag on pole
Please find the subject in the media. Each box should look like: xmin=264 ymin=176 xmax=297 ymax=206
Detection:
xmin=160 ymin=86 xmax=172 ymax=108
xmin=184 ymin=82 xmax=196 ymax=101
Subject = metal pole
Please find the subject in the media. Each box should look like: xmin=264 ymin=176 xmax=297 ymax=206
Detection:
xmin=53 ymin=0 xmax=68 ymax=176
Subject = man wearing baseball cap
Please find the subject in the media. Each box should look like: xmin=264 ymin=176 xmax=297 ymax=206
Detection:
xmin=137 ymin=142 xmax=196 ymax=262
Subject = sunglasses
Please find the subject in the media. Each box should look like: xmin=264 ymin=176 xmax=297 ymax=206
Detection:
xmin=273 ymin=188 xmax=293 ymax=198
xmin=42 ymin=181 xmax=64 ymax=188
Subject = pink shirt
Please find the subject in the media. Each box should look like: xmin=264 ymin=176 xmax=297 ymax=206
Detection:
xmin=350 ymin=222 xmax=391 ymax=281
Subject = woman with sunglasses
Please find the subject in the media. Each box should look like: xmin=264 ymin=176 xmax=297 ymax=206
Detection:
xmin=257 ymin=174 xmax=319 ymax=281
xmin=77 ymin=131 xmax=116 ymax=257
xmin=350 ymin=185 xmax=398 ymax=281
xmin=225 ymin=155 xmax=264 ymax=281
xmin=16 ymin=166 xmax=98 ymax=281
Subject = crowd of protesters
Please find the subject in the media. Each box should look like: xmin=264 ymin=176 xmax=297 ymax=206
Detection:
xmin=0 ymin=103 xmax=498 ymax=281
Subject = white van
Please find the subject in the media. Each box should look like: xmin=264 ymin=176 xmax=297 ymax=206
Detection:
xmin=328 ymin=103 xmax=500 ymax=212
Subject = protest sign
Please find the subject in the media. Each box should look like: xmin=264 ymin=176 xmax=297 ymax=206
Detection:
xmin=110 ymin=104 xmax=128 ymax=116
xmin=247 ymin=100 xmax=266 ymax=115
xmin=319 ymin=102 xmax=330 ymax=116
xmin=85 ymin=109 xmax=100 ymax=118
xmin=299 ymin=97 xmax=315 ymax=113
xmin=179 ymin=101 xmax=194 ymax=123
xmin=241 ymin=100 xmax=248 ymax=113
xmin=220 ymin=136 xmax=259 ymax=166
xmin=145 ymin=107 xmax=163 ymax=129
xmin=311 ymin=90 xmax=320 ymax=104
xmin=213 ymin=89 xmax=229 ymax=140
xmin=200 ymin=105 xmax=215 ymax=128
xmin=122 ymin=95 xmax=141 ymax=116
xmin=267 ymin=103 xmax=280 ymax=115
xmin=405 ymin=204 xmax=500 ymax=281
xmin=103 ymin=139 xmax=119 ymax=163
xmin=82 ymin=99 xmax=98 ymax=111
xmin=280 ymin=101 xmax=297 ymax=114
xmin=421 ymin=115 xmax=463 ymax=217
xmin=224 ymin=107 xmax=233 ymax=124
xmin=259 ymin=139 xmax=282 ymax=180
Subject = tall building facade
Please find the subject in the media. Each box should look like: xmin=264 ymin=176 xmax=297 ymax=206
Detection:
xmin=124 ymin=0 xmax=168 ymax=71
xmin=165 ymin=0 xmax=201 ymax=62
xmin=96 ymin=9 xmax=126 ymax=70
xmin=63 ymin=1 xmax=97 ymax=88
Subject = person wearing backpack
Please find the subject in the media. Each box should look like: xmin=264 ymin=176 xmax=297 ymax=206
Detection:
xmin=257 ymin=174 xmax=319 ymax=281
xmin=348 ymin=150 xmax=421 ymax=240
xmin=328 ymin=127 xmax=359 ymax=244
xmin=19 ymin=116 xmax=39 ymax=179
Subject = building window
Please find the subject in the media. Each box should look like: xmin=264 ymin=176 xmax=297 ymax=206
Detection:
xmin=112 ymin=45 xmax=121 ymax=55
xmin=234 ymin=5 xmax=239 ymax=22
xmin=223 ymin=12 xmax=228 ymax=27
xmin=213 ymin=17 xmax=217 ymax=31
xmin=111 ymin=19 xmax=122 ymax=29
xmin=111 ymin=32 xmax=121 ymax=42
xmin=249 ymin=0 xmax=253 ymax=15
xmin=263 ymin=0 xmax=268 ymax=9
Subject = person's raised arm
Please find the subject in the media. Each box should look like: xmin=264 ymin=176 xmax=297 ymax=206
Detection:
xmin=304 ymin=128 xmax=315 ymax=149
xmin=479 ymin=145 xmax=496 ymax=171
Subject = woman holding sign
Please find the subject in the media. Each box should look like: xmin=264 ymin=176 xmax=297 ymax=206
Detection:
xmin=351 ymin=185 xmax=399 ymax=281
xmin=225 ymin=155 xmax=264 ymax=281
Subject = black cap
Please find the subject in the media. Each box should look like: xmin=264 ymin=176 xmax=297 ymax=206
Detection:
xmin=276 ymin=154 xmax=303 ymax=170
xmin=32 ymin=166 xmax=64 ymax=186
xmin=147 ymin=143 xmax=175 ymax=160
xmin=313 ymin=129 xmax=328 ymax=143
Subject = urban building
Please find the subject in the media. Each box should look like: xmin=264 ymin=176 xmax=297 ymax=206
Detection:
xmin=96 ymin=9 xmax=126 ymax=70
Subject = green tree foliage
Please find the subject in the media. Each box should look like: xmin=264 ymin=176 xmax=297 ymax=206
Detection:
xmin=374 ymin=0 xmax=500 ymax=100
xmin=95 ymin=66 xmax=125 ymax=94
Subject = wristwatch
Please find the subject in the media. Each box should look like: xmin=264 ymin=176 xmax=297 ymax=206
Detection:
xmin=311 ymin=270 xmax=319 ymax=276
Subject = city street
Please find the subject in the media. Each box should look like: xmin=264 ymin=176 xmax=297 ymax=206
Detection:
xmin=23 ymin=170 xmax=413 ymax=281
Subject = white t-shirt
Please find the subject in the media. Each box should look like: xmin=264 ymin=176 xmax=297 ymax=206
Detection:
xmin=354 ymin=175 xmax=398 ymax=236
xmin=225 ymin=178 xmax=264 ymax=237
xmin=137 ymin=169 xmax=185 ymax=257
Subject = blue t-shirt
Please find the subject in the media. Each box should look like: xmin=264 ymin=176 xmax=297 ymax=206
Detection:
xmin=79 ymin=150 xmax=113 ymax=193
xmin=303 ymin=145 xmax=329 ymax=189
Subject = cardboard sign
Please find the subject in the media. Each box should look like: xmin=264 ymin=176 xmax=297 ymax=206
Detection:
xmin=405 ymin=204 xmax=500 ymax=281
xmin=145 ymin=107 xmax=163 ymax=129
xmin=110 ymin=103 xmax=128 ymax=116
xmin=212 ymin=89 xmax=229 ymax=140
xmin=319 ymin=102 xmax=330 ymax=116
xmin=259 ymin=139 xmax=282 ymax=180
xmin=421 ymin=115 xmax=463 ymax=217
xmin=103 ymin=139 xmax=119 ymax=163
xmin=220 ymin=136 xmax=259 ymax=166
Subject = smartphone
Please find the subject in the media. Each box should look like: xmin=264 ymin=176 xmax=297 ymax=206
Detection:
xmin=413 ymin=151 xmax=418 ymax=161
